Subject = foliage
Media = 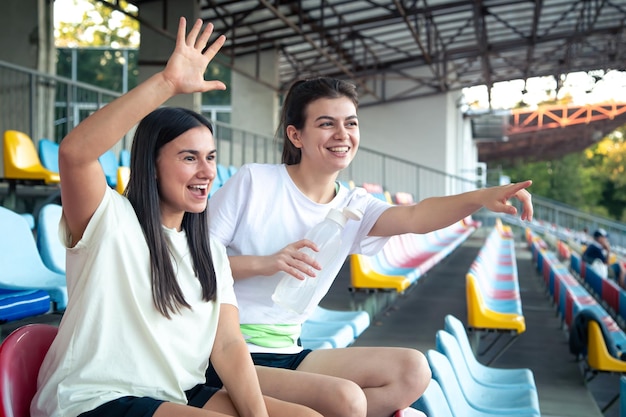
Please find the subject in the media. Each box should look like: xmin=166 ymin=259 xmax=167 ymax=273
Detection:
xmin=55 ymin=0 xmax=231 ymax=104
xmin=55 ymin=0 xmax=139 ymax=48
xmin=504 ymin=125 xmax=626 ymax=221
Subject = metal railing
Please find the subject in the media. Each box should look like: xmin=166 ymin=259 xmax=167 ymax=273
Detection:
xmin=2 ymin=59 xmax=625 ymax=247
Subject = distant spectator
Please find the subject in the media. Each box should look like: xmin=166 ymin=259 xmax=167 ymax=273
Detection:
xmin=582 ymin=228 xmax=625 ymax=288
xmin=575 ymin=227 xmax=592 ymax=245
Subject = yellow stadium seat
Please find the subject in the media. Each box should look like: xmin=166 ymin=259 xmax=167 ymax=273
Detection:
xmin=466 ymin=274 xmax=526 ymax=333
xmin=3 ymin=130 xmax=59 ymax=184
xmin=350 ymin=254 xmax=411 ymax=293
xmin=587 ymin=320 xmax=626 ymax=373
xmin=116 ymin=166 xmax=130 ymax=194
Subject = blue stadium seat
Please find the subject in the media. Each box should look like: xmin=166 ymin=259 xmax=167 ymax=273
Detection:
xmin=0 ymin=206 xmax=67 ymax=311
xmin=427 ymin=350 xmax=541 ymax=416
xmin=119 ymin=149 xmax=131 ymax=167
xmin=443 ymin=315 xmax=536 ymax=390
xmin=301 ymin=320 xmax=355 ymax=349
xmin=411 ymin=379 xmax=454 ymax=417
xmin=0 ymin=289 xmax=50 ymax=323
xmin=38 ymin=138 xmax=59 ymax=174
xmin=36 ymin=204 xmax=65 ymax=274
xmin=308 ymin=306 xmax=370 ymax=338
xmin=436 ymin=329 xmax=536 ymax=393
xmin=98 ymin=149 xmax=119 ymax=188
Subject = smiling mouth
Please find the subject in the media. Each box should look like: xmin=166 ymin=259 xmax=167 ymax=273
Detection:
xmin=189 ymin=184 xmax=209 ymax=196
xmin=328 ymin=146 xmax=350 ymax=153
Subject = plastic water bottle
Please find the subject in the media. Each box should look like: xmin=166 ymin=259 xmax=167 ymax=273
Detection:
xmin=271 ymin=207 xmax=363 ymax=314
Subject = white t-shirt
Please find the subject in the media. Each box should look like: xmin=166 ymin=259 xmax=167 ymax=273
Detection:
xmin=209 ymin=163 xmax=390 ymax=352
xmin=32 ymin=188 xmax=237 ymax=417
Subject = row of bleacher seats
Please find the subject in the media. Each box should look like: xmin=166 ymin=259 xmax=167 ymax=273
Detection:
xmin=350 ymin=217 xmax=478 ymax=293
xmin=526 ymin=228 xmax=626 ymax=414
xmin=413 ymin=314 xmax=539 ymax=417
xmin=466 ymin=218 xmax=525 ymax=337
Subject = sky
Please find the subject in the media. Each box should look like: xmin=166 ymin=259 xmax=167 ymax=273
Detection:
xmin=54 ymin=0 xmax=626 ymax=110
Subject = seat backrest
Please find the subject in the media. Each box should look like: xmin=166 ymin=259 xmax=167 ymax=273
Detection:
xmin=98 ymin=149 xmax=119 ymax=188
xmin=3 ymin=130 xmax=59 ymax=183
xmin=36 ymin=204 xmax=65 ymax=274
xmin=119 ymin=149 xmax=131 ymax=167
xmin=436 ymin=329 xmax=474 ymax=383
xmin=444 ymin=314 xmax=475 ymax=356
xmin=426 ymin=350 xmax=481 ymax=417
xmin=0 ymin=324 xmax=58 ymax=417
xmin=37 ymin=139 xmax=60 ymax=174
xmin=411 ymin=379 xmax=454 ymax=417
xmin=116 ymin=167 xmax=131 ymax=195
xmin=0 ymin=205 xmax=67 ymax=309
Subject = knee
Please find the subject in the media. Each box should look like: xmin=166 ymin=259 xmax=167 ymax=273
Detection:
xmin=331 ymin=379 xmax=368 ymax=417
xmin=398 ymin=349 xmax=431 ymax=402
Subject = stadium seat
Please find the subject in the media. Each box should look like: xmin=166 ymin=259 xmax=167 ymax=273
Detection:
xmin=412 ymin=379 xmax=454 ymax=417
xmin=308 ymin=306 xmax=370 ymax=338
xmin=0 ymin=324 xmax=57 ymax=417
xmin=37 ymin=138 xmax=60 ymax=174
xmin=119 ymin=149 xmax=131 ymax=167
xmin=301 ymin=320 xmax=355 ymax=349
xmin=443 ymin=315 xmax=536 ymax=390
xmin=0 ymin=289 xmax=50 ymax=323
xmin=116 ymin=166 xmax=130 ymax=194
xmin=98 ymin=149 xmax=119 ymax=188
xmin=427 ymin=350 xmax=541 ymax=417
xmin=36 ymin=203 xmax=65 ymax=274
xmin=0 ymin=205 xmax=67 ymax=310
xmin=3 ymin=130 xmax=59 ymax=184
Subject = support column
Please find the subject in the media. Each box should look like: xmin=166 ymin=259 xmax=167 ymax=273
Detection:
xmin=231 ymin=50 xmax=279 ymax=139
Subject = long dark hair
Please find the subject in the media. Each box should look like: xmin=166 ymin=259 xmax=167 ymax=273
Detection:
xmin=125 ymin=107 xmax=217 ymax=318
xmin=278 ymin=77 xmax=359 ymax=165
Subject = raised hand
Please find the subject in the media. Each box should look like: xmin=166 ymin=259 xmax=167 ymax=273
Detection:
xmin=162 ymin=17 xmax=227 ymax=95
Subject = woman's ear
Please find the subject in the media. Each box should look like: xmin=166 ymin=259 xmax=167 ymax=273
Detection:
xmin=286 ymin=125 xmax=303 ymax=148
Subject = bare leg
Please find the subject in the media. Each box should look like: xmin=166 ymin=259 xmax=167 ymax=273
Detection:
xmin=203 ymin=389 xmax=322 ymax=417
xmin=296 ymin=347 xmax=430 ymax=417
xmin=152 ymin=390 xmax=320 ymax=417
xmin=254 ymin=365 xmax=368 ymax=417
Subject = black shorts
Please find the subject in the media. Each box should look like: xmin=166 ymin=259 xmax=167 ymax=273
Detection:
xmin=204 ymin=349 xmax=313 ymax=388
xmin=78 ymin=385 xmax=221 ymax=417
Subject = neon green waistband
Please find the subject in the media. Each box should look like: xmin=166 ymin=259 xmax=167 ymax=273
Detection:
xmin=240 ymin=324 xmax=302 ymax=348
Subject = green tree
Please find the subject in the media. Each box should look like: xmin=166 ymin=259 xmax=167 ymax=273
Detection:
xmin=504 ymin=124 xmax=626 ymax=221
xmin=55 ymin=0 xmax=139 ymax=48
xmin=55 ymin=0 xmax=230 ymax=102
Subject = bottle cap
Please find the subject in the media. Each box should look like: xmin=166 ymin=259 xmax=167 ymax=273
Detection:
xmin=325 ymin=207 xmax=363 ymax=227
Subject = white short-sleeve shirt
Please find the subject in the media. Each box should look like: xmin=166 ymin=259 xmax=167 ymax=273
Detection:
xmin=32 ymin=188 xmax=236 ymax=417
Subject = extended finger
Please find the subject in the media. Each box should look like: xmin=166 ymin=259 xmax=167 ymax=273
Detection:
xmin=195 ymin=22 xmax=215 ymax=50
xmin=507 ymin=180 xmax=532 ymax=196
xmin=176 ymin=17 xmax=187 ymax=48
xmin=186 ymin=18 xmax=204 ymax=47
xmin=203 ymin=34 xmax=226 ymax=60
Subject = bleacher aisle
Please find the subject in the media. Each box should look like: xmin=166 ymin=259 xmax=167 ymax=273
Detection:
xmin=325 ymin=226 xmax=606 ymax=417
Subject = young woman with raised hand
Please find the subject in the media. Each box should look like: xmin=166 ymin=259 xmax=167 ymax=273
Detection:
xmin=31 ymin=17 xmax=320 ymax=417
xmin=207 ymin=77 xmax=534 ymax=417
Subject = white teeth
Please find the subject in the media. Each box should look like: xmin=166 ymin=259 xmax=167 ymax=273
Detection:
xmin=328 ymin=146 xmax=349 ymax=152
xmin=189 ymin=185 xmax=208 ymax=190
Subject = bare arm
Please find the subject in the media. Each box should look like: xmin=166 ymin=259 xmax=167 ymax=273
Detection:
xmin=211 ymin=304 xmax=269 ymax=417
xmin=59 ymin=17 xmax=225 ymax=244
xmin=369 ymin=180 xmax=533 ymax=236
